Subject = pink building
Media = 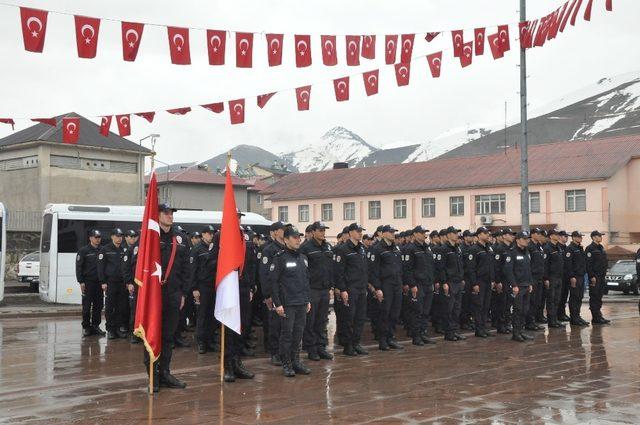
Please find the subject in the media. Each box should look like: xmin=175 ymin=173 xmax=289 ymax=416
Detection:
xmin=262 ymin=135 xmax=640 ymax=249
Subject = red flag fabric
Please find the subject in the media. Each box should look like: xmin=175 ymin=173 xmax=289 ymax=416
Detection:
xmin=459 ymin=41 xmax=473 ymax=68
xmin=552 ymin=3 xmax=569 ymax=37
xmin=135 ymin=112 xmax=155 ymax=123
xmin=20 ymin=7 xmax=48 ymax=53
xmin=62 ymin=117 xmax=79 ymax=144
xmin=121 ymin=22 xmax=144 ymax=61
xmin=560 ymin=0 xmax=577 ymax=32
xmin=361 ymin=35 xmax=375 ymax=59
xmin=257 ymin=93 xmax=276 ymax=109
xmin=345 ymin=35 xmax=360 ymax=66
xmin=519 ymin=21 xmax=530 ymax=49
xmin=400 ymin=34 xmax=414 ymax=63
xmin=527 ymin=20 xmax=539 ymax=47
xmin=167 ymin=107 xmax=191 ymax=115
xmin=202 ymin=102 xmax=224 ymax=113
xmin=207 ymin=30 xmax=226 ymax=65
xmin=488 ymin=33 xmax=505 ymax=59
xmin=229 ymin=99 xmax=245 ymax=124
xmin=571 ymin=0 xmax=584 ymax=26
xmin=321 ymin=35 xmax=338 ymax=66
xmin=333 ymin=77 xmax=350 ymax=102
xmin=385 ymin=35 xmax=398 ymax=64
xmin=133 ymin=172 xmax=163 ymax=362
xmin=116 ymin=114 xmax=131 ymax=137
xmin=474 ymin=28 xmax=485 ymax=55
xmin=0 ymin=119 xmax=15 ymax=130
xmin=497 ymin=25 xmax=511 ymax=52
xmin=394 ymin=63 xmax=411 ymax=87
xmin=583 ymin=0 xmax=594 ymax=21
xmin=606 ymin=0 xmax=613 ymax=11
xmin=425 ymin=32 xmax=440 ymax=42
xmin=296 ymin=86 xmax=311 ymax=111
xmin=235 ymin=32 xmax=253 ymax=68
xmin=451 ymin=30 xmax=464 ymax=57
xmin=75 ymin=16 xmax=100 ymax=59
xmin=294 ymin=34 xmax=311 ymax=67
xmin=31 ymin=118 xmax=56 ymax=127
xmin=426 ymin=51 xmax=443 ymax=78
xmin=167 ymin=27 xmax=191 ymax=65
xmin=99 ymin=116 xmax=112 ymax=136
xmin=362 ymin=70 xmax=379 ymax=96
xmin=266 ymin=34 xmax=284 ymax=66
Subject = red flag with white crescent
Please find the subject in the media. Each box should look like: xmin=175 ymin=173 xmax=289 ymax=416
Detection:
xmin=99 ymin=116 xmax=112 ymax=137
xmin=333 ymin=77 xmax=349 ymax=102
xmin=295 ymin=34 xmax=311 ymax=67
xmin=427 ymin=51 xmax=442 ymax=78
xmin=229 ymin=99 xmax=245 ymax=124
xmin=62 ymin=117 xmax=79 ymax=144
xmin=362 ymin=70 xmax=379 ymax=96
xmin=116 ymin=114 xmax=131 ymax=137
xmin=474 ymin=28 xmax=485 ymax=55
xmin=167 ymin=27 xmax=191 ymax=65
xmin=394 ymin=63 xmax=411 ymax=87
xmin=207 ymin=30 xmax=226 ymax=65
xmin=202 ymin=102 xmax=224 ymax=114
xmin=361 ymin=35 xmax=375 ymax=59
xmin=451 ymin=30 xmax=464 ymax=57
xmin=75 ymin=16 xmax=100 ymax=59
xmin=497 ymin=25 xmax=510 ymax=52
xmin=20 ymin=7 xmax=48 ymax=53
xmin=296 ymin=86 xmax=311 ymax=111
xmin=385 ymin=35 xmax=398 ymax=64
xmin=121 ymin=22 xmax=144 ymax=61
xmin=135 ymin=112 xmax=155 ymax=123
xmin=345 ymin=35 xmax=360 ymax=66
xmin=235 ymin=32 xmax=254 ymax=68
xmin=400 ymin=34 xmax=414 ymax=63
xmin=257 ymin=93 xmax=276 ymax=109
xmin=266 ymin=34 xmax=284 ymax=66
xmin=321 ymin=35 xmax=337 ymax=66
xmin=488 ymin=33 xmax=505 ymax=59
xmin=459 ymin=41 xmax=473 ymax=68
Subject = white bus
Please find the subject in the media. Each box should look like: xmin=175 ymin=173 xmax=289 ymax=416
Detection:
xmin=0 ymin=203 xmax=6 ymax=303
xmin=39 ymin=204 xmax=271 ymax=304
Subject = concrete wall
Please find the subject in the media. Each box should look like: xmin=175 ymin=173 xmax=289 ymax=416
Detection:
xmin=160 ymin=183 xmax=248 ymax=211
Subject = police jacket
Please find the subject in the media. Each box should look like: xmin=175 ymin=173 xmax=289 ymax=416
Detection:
xmin=562 ymin=244 xmax=573 ymax=281
xmin=566 ymin=242 xmax=586 ymax=280
xmin=122 ymin=242 xmax=139 ymax=285
xmin=259 ymin=239 xmax=285 ymax=298
xmin=585 ymin=242 xmax=608 ymax=278
xmin=189 ymin=240 xmax=218 ymax=291
xmin=527 ymin=242 xmax=546 ymax=281
xmin=437 ymin=242 xmax=464 ymax=284
xmin=431 ymin=243 xmax=444 ymax=284
xmin=269 ymin=247 xmax=310 ymax=307
xmin=469 ymin=242 xmax=495 ymax=283
xmin=368 ymin=240 xmax=403 ymax=289
xmin=544 ymin=242 xmax=564 ymax=280
xmin=503 ymin=245 xmax=533 ymax=287
xmin=403 ymin=241 xmax=435 ymax=288
xmin=240 ymin=239 xmax=257 ymax=293
xmin=334 ymin=239 xmax=368 ymax=291
xmin=97 ymin=242 xmax=125 ymax=284
xmin=76 ymin=244 xmax=101 ymax=283
xmin=461 ymin=243 xmax=476 ymax=284
xmin=299 ymin=238 xmax=334 ymax=290
xmin=159 ymin=228 xmax=191 ymax=297
xmin=493 ymin=242 xmax=510 ymax=284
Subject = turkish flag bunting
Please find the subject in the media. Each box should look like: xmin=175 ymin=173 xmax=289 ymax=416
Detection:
xmin=75 ymin=16 xmax=101 ymax=59
xmin=266 ymin=34 xmax=284 ymax=66
xmin=553 ymin=3 xmax=569 ymax=36
xmin=257 ymin=93 xmax=276 ymax=109
xmin=362 ymin=70 xmax=379 ymax=96
xmin=425 ymin=32 xmax=440 ymax=42
xmin=207 ymin=30 xmax=226 ymax=65
xmin=202 ymin=102 xmax=224 ymax=113
xmin=229 ymin=99 xmax=245 ymax=124
xmin=116 ymin=114 xmax=131 ymax=137
xmin=400 ymin=34 xmax=414 ymax=63
xmin=296 ymin=86 xmax=311 ymax=111
xmin=534 ymin=17 xmax=549 ymax=47
xmin=497 ymin=25 xmax=510 ymax=52
xmin=135 ymin=112 xmax=155 ymax=123
xmin=20 ymin=7 xmax=48 ymax=53
xmin=294 ymin=34 xmax=311 ymax=67
xmin=321 ymin=35 xmax=338 ymax=66
xmin=31 ymin=118 xmax=56 ymax=127
xmin=361 ymin=35 xmax=375 ymax=59
xmin=384 ymin=35 xmax=398 ymax=64
xmin=426 ymin=52 xmax=443 ymax=78
xmin=167 ymin=107 xmax=191 ymax=115
xmin=583 ymin=0 xmax=594 ymax=21
xmin=121 ymin=22 xmax=144 ymax=61
xmin=333 ymin=77 xmax=350 ymax=102
xmin=345 ymin=35 xmax=360 ymax=66
xmin=0 ymin=119 xmax=15 ymax=130
xmin=560 ymin=0 xmax=577 ymax=32
xmin=606 ymin=0 xmax=612 ymax=11
xmin=99 ymin=116 xmax=112 ymax=137
xmin=451 ymin=30 xmax=464 ymax=57
xmin=167 ymin=26 xmax=190 ymax=65
xmin=519 ymin=21 xmax=530 ymax=49
xmin=527 ymin=20 xmax=539 ymax=47
xmin=550 ymin=9 xmax=563 ymax=40
xmin=474 ymin=28 xmax=485 ymax=55
xmin=235 ymin=32 xmax=253 ymax=68
xmin=571 ymin=0 xmax=584 ymax=26
xmin=459 ymin=41 xmax=473 ymax=68
xmin=394 ymin=63 xmax=411 ymax=87
xmin=62 ymin=117 xmax=79 ymax=144
xmin=488 ymin=33 xmax=505 ymax=59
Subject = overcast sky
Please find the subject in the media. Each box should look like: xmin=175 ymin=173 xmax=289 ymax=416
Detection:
xmin=0 ymin=0 xmax=637 ymax=166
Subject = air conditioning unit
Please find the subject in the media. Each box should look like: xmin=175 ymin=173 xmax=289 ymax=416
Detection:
xmin=480 ymin=215 xmax=493 ymax=225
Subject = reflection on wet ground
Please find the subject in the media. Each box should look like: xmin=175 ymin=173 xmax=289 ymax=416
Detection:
xmin=0 ymin=303 xmax=638 ymax=424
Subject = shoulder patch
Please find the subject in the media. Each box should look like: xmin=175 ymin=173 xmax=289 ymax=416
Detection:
xmin=257 ymin=252 xmax=262 ymax=259
xmin=587 ymin=252 xmax=591 ymax=257
xmin=437 ymin=254 xmax=442 ymax=260
xmin=433 ymin=254 xmax=437 ymax=259
xmin=262 ymin=256 xmax=269 ymax=264
xmin=495 ymin=254 xmax=500 ymax=260
xmin=468 ymin=254 xmax=473 ymax=260
xmin=123 ymin=255 xmax=128 ymax=262
xmin=176 ymin=235 xmax=183 ymax=244
xmin=336 ymin=255 xmax=342 ymax=263
xmin=133 ymin=246 xmax=138 ymax=255
xmin=98 ymin=253 xmax=104 ymax=260
xmin=506 ymin=256 xmax=511 ymax=262
xmin=269 ymin=263 xmax=275 ymax=271
xmin=566 ymin=252 xmax=571 ymax=257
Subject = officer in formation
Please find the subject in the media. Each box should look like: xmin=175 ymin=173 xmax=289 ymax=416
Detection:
xmin=76 ymin=229 xmax=106 ymax=337
xmin=98 ymin=228 xmax=128 ymax=339
xmin=122 ymin=229 xmax=140 ymax=343
xmin=190 ymin=225 xmax=219 ymax=354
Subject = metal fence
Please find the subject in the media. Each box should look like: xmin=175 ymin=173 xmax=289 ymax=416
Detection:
xmin=6 ymin=210 xmax=41 ymax=232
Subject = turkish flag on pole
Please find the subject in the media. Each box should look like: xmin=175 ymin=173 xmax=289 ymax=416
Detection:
xmin=207 ymin=30 xmax=226 ymax=65
xmin=215 ymin=166 xmax=245 ymax=335
xmin=99 ymin=116 xmax=112 ymax=137
xmin=257 ymin=93 xmax=276 ymax=109
xmin=400 ymin=34 xmax=414 ymax=63
xmin=385 ymin=35 xmax=398 ymax=64
xmin=459 ymin=41 xmax=473 ymax=68
xmin=425 ymin=32 xmax=440 ymax=42
xmin=62 ymin=117 xmax=79 ymax=144
xmin=571 ymin=0 xmax=585 ymax=26
xmin=296 ymin=86 xmax=311 ymax=111
xmin=606 ymin=0 xmax=613 ymax=11
xmin=519 ymin=21 xmax=529 ymax=49
xmin=488 ymin=33 xmax=505 ymax=59
xmin=361 ymin=35 xmax=375 ymax=59
xmin=75 ymin=16 xmax=100 ymax=59
xmin=116 ymin=114 xmax=131 ymax=137
xmin=333 ymin=77 xmax=350 ymax=102
xmin=362 ymin=70 xmax=379 ymax=96
xmin=294 ymin=34 xmax=311 ymax=67
xmin=474 ymin=28 xmax=485 ymax=55
xmin=135 ymin=112 xmax=155 ymax=123
xmin=31 ymin=118 xmax=57 ymax=127
xmin=229 ymin=99 xmax=245 ymax=124
xmin=202 ymin=102 xmax=224 ymax=113
xmin=167 ymin=27 xmax=190 ymax=65
xmin=266 ymin=34 xmax=284 ymax=66
xmin=321 ymin=35 xmax=338 ymax=66
xmin=583 ymin=0 xmax=594 ymax=21
xmin=427 ymin=51 xmax=443 ymax=78
xmin=235 ymin=32 xmax=253 ymax=68
xmin=133 ymin=172 xmax=163 ymax=363
xmin=451 ymin=30 xmax=464 ymax=57
xmin=20 ymin=7 xmax=48 ymax=53
xmin=394 ymin=63 xmax=411 ymax=87
xmin=121 ymin=22 xmax=144 ymax=61
xmin=497 ymin=25 xmax=510 ymax=52
xmin=345 ymin=35 xmax=360 ymax=66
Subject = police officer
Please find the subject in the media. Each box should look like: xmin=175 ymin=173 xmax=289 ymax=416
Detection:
xmin=567 ymin=231 xmax=589 ymax=326
xmin=190 ymin=231 xmax=202 ymax=248
xmin=526 ymin=228 xmax=546 ymax=332
xmin=586 ymin=230 xmax=610 ymax=324
xmin=98 ymin=228 xmax=127 ymax=339
xmin=460 ymin=230 xmax=476 ymax=331
xmin=122 ymin=229 xmax=140 ymax=343
xmin=76 ymin=229 xmax=105 ymax=337
xmin=544 ymin=229 xmax=565 ymax=328
xmin=190 ymin=225 xmax=218 ymax=354
xmin=270 ymin=226 xmax=312 ymax=377
xmin=468 ymin=226 xmax=495 ymax=338
xmin=558 ymin=230 xmax=572 ymax=322
xmin=437 ymin=226 xmax=466 ymax=342
xmin=503 ymin=231 xmax=534 ymax=342
xmin=493 ymin=229 xmax=514 ymax=334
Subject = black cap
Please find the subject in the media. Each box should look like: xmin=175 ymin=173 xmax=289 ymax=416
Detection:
xmin=516 ymin=231 xmax=530 ymax=239
xmin=558 ymin=230 xmax=569 ymax=237
xmin=501 ymin=227 xmax=516 ymax=236
xmin=89 ymin=229 xmax=102 ymax=238
xmin=269 ymin=221 xmax=286 ymax=231
xmin=336 ymin=232 xmax=343 ymax=239
xmin=124 ymin=229 xmax=138 ymax=237
xmin=376 ymin=225 xmax=384 ymax=232
xmin=176 ymin=225 xmax=185 ymax=233
xmin=347 ymin=222 xmax=365 ymax=232
xmin=111 ymin=228 xmax=124 ymax=236
xmin=191 ymin=231 xmax=202 ymax=238
xmin=396 ymin=232 xmax=405 ymax=238
xmin=305 ymin=224 xmax=313 ymax=233
xmin=158 ymin=203 xmax=177 ymax=213
xmin=475 ymin=226 xmax=490 ymax=235
xmin=381 ymin=225 xmax=397 ymax=233
xmin=412 ymin=225 xmax=429 ymax=234
xmin=310 ymin=221 xmax=330 ymax=231
xmin=540 ymin=230 xmax=548 ymax=237
xmin=492 ymin=231 xmax=501 ymax=238
xmin=439 ymin=229 xmax=448 ymax=236
xmin=591 ymin=230 xmax=604 ymax=238
xmin=202 ymin=225 xmax=216 ymax=234
xmin=445 ymin=226 xmax=460 ymax=234
xmin=429 ymin=230 xmax=439 ymax=238
xmin=363 ymin=234 xmax=371 ymax=241
xmin=283 ymin=226 xmax=303 ymax=238
xmin=571 ymin=231 xmax=583 ymax=238
xmin=530 ymin=227 xmax=543 ymax=235
xmin=548 ymin=229 xmax=559 ymax=236
xmin=462 ymin=229 xmax=475 ymax=237
xmin=342 ymin=226 xmax=351 ymax=234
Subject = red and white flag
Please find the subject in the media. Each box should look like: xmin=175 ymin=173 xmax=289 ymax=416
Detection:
xmin=459 ymin=41 xmax=473 ymax=68
xmin=266 ymin=34 xmax=284 ymax=66
xmin=361 ymin=35 xmax=375 ymax=59
xmin=321 ymin=35 xmax=338 ymax=66
xmin=394 ymin=63 xmax=411 ymax=87
xmin=121 ymin=22 xmax=144 ymax=61
xmin=474 ymin=28 xmax=485 ymax=55
xmin=296 ymin=86 xmax=311 ymax=111
xmin=0 ymin=119 xmax=15 ymax=130
xmin=333 ymin=77 xmax=350 ymax=102
xmin=257 ymin=93 xmax=276 ymax=109
xmin=571 ymin=0 xmax=585 ymax=26
xmin=560 ymin=0 xmax=577 ymax=32
xmin=488 ymin=32 xmax=505 ymax=59
xmin=385 ymin=35 xmax=398 ymax=64
xmin=135 ymin=112 xmax=155 ymax=123
xmin=362 ymin=70 xmax=379 ymax=96
xmin=425 ymin=32 xmax=440 ymax=42
xmin=202 ymin=102 xmax=224 ymax=114
xmin=75 ymin=16 xmax=100 ymax=59
xmin=167 ymin=27 xmax=190 ymax=65
xmin=235 ymin=32 xmax=253 ymax=68
xmin=116 ymin=114 xmax=131 ymax=137
xmin=427 ymin=51 xmax=442 ymax=78
xmin=207 ymin=30 xmax=226 ymax=65
xmin=229 ymin=99 xmax=245 ymax=124
xmin=62 ymin=117 xmax=80 ymax=144
xmin=400 ymin=34 xmax=414 ymax=63
xmin=20 ymin=7 xmax=48 ymax=53
xmin=99 ymin=116 xmax=112 ymax=137
xmin=167 ymin=107 xmax=191 ymax=115
xmin=345 ymin=35 xmax=360 ymax=66
xmin=452 ymin=30 xmax=464 ymax=57
xmin=583 ymin=0 xmax=594 ymax=21
xmin=295 ymin=34 xmax=311 ymax=67
xmin=31 ymin=118 xmax=56 ymax=127
xmin=497 ymin=25 xmax=510 ymax=52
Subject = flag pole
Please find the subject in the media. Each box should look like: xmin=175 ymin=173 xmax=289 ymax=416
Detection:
xmin=219 ymin=150 xmax=232 ymax=385
xmin=149 ymin=361 xmax=154 ymax=394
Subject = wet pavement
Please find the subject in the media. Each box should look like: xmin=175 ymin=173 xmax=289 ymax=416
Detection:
xmin=0 ymin=301 xmax=639 ymax=424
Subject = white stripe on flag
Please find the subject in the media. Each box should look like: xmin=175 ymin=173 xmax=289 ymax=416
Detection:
xmin=214 ymin=270 xmax=241 ymax=334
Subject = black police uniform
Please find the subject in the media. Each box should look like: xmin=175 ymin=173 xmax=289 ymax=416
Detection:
xmin=558 ymin=242 xmax=572 ymax=320
xmin=437 ymin=241 xmax=465 ymax=339
xmin=503 ymin=244 xmax=533 ymax=340
xmin=566 ymin=241 xmax=587 ymax=323
xmin=468 ymin=241 xmax=495 ymax=335
xmin=403 ymin=240 xmax=436 ymax=341
xmin=460 ymin=242 xmax=475 ymax=329
xmin=122 ymin=242 xmax=139 ymax=338
xmin=491 ymin=241 xmax=511 ymax=332
xmin=76 ymin=243 xmax=103 ymax=332
xmin=543 ymin=240 xmax=564 ymax=326
xmin=526 ymin=240 xmax=546 ymax=327
xmin=189 ymin=239 xmax=218 ymax=350
xmin=98 ymin=240 xmax=127 ymax=336
xmin=259 ymin=239 xmax=286 ymax=358
xmin=585 ymin=241 xmax=608 ymax=321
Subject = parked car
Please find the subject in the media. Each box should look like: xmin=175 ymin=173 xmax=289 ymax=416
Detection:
xmin=605 ymin=260 xmax=638 ymax=295
xmin=16 ymin=251 xmax=40 ymax=291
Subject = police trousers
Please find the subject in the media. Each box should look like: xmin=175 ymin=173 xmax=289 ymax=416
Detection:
xmin=143 ymin=290 xmax=181 ymax=372
xmin=445 ymin=281 xmax=464 ymax=334
xmin=379 ymin=282 xmax=402 ymax=340
xmin=546 ymin=277 xmax=562 ymax=323
xmin=416 ymin=283 xmax=434 ymax=336
xmin=512 ymin=285 xmax=530 ymax=335
xmin=196 ymin=285 xmax=216 ymax=345
xmin=105 ymin=280 xmax=128 ymax=332
xmin=279 ymin=304 xmax=307 ymax=362
xmin=589 ymin=275 xmax=605 ymax=319
xmin=303 ymin=288 xmax=330 ymax=352
xmin=342 ymin=288 xmax=367 ymax=346
xmin=527 ymin=278 xmax=543 ymax=325
xmin=470 ymin=280 xmax=491 ymax=332
xmin=569 ymin=277 xmax=585 ymax=320
xmin=82 ymin=280 xmax=103 ymax=329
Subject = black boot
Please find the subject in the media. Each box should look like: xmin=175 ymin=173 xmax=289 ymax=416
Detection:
xmin=378 ymin=340 xmax=390 ymax=351
xmin=387 ymin=338 xmax=404 ymax=349
xmin=92 ymin=327 xmax=106 ymax=336
xmin=412 ymin=336 xmax=425 ymax=346
xmin=353 ymin=344 xmax=369 ymax=355
xmin=308 ymin=350 xmax=321 ymax=361
xmin=107 ymin=330 xmax=118 ymax=339
xmin=282 ymin=358 xmax=296 ymax=377
xmin=292 ymin=355 xmax=311 ymax=375
xmin=511 ymin=333 xmax=525 ymax=342
xmin=223 ymin=359 xmax=236 ymax=383
xmin=198 ymin=342 xmax=207 ymax=354
xmin=232 ymin=358 xmax=255 ymax=379
xmin=271 ymin=354 xmax=282 ymax=366
xmin=343 ymin=345 xmax=357 ymax=356
xmin=318 ymin=347 xmax=334 ymax=359
xmin=159 ymin=371 xmax=187 ymax=388
xmin=117 ymin=327 xmax=129 ymax=339
xmin=174 ymin=336 xmax=191 ymax=348
xmin=82 ymin=328 xmax=92 ymax=337
xmin=129 ymin=334 xmax=141 ymax=344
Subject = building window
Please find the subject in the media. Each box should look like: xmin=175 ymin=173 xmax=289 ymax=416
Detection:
xmin=298 ymin=205 xmax=309 ymax=222
xmin=565 ymin=189 xmax=586 ymax=212
xmin=321 ymin=203 xmax=333 ymax=221
xmin=256 ymin=194 xmax=263 ymax=205
xmin=450 ymin=196 xmax=465 ymax=216
xmin=475 ymin=194 xmax=506 ymax=215
xmin=529 ymin=192 xmax=540 ymax=213
xmin=394 ymin=199 xmax=407 ymax=219
xmin=368 ymin=200 xmax=381 ymax=220
xmin=343 ymin=202 xmax=355 ymax=221
xmin=278 ymin=206 xmax=288 ymax=222
xmin=422 ymin=198 xmax=436 ymax=217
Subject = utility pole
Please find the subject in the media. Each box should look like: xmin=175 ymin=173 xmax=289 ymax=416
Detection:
xmin=519 ymin=0 xmax=530 ymax=231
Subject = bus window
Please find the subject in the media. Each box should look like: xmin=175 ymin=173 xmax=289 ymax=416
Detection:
xmin=41 ymin=214 xmax=52 ymax=253
xmin=58 ymin=219 xmax=140 ymax=253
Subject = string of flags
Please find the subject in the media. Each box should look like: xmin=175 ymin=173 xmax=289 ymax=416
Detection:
xmin=1 ymin=0 xmax=613 ymax=142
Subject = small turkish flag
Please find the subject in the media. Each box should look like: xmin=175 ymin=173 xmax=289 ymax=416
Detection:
xmin=62 ymin=117 xmax=80 ymax=144
xmin=321 ymin=35 xmax=338 ymax=66
xmin=451 ymin=30 xmax=464 ymax=57
xmin=362 ymin=70 xmax=379 ymax=96
xmin=135 ymin=112 xmax=155 ymax=123
xmin=606 ymin=0 xmax=613 ymax=11
xmin=400 ymin=34 xmax=414 ymax=63
xmin=519 ymin=21 xmax=530 ymax=49
xmin=459 ymin=41 xmax=473 ymax=68
xmin=257 ymin=93 xmax=276 ymax=109
xmin=571 ymin=0 xmax=585 ymax=26
xmin=295 ymin=34 xmax=311 ymax=67
xmin=488 ymin=33 xmax=505 ymax=59
xmin=361 ymin=35 xmax=375 ymax=59
xmin=207 ymin=30 xmax=226 ymax=65
xmin=527 ymin=20 xmax=539 ymax=46
xmin=394 ymin=63 xmax=411 ymax=87
xmin=235 ymin=32 xmax=253 ymax=68
xmin=75 ymin=16 xmax=100 ymax=59
xmin=296 ymin=86 xmax=311 ymax=111
xmin=31 ymin=118 xmax=56 ymax=127
xmin=333 ymin=77 xmax=350 ymax=102
xmin=497 ymin=25 xmax=510 ymax=52
xmin=385 ymin=35 xmax=398 ymax=64
xmin=167 ymin=27 xmax=190 ymax=65
xmin=116 ymin=114 xmax=131 ymax=137
xmin=20 ymin=7 xmax=48 ymax=53
xmin=583 ymin=0 xmax=594 ymax=21
xmin=426 ymin=51 xmax=442 ymax=78
xmin=167 ymin=107 xmax=191 ymax=115
xmin=547 ymin=9 xmax=562 ymax=41
xmin=474 ymin=28 xmax=485 ymax=55
xmin=560 ymin=1 xmax=576 ymax=32
xmin=534 ymin=17 xmax=550 ymax=47
xmin=0 ymin=119 xmax=15 ymax=130
xmin=266 ymin=34 xmax=284 ymax=66
xmin=345 ymin=35 xmax=360 ymax=66
xmin=229 ymin=99 xmax=245 ymax=124
xmin=121 ymin=22 xmax=144 ymax=61
xmin=425 ymin=32 xmax=440 ymax=42
xmin=201 ymin=102 xmax=224 ymax=113
xmin=99 ymin=116 xmax=112 ymax=137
